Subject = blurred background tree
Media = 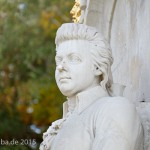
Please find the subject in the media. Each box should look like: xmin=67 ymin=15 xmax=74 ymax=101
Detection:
xmin=0 ymin=0 xmax=74 ymax=149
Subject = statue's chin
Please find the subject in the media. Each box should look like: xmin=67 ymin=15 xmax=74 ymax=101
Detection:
xmin=59 ymin=90 xmax=74 ymax=97
xmin=58 ymin=85 xmax=72 ymax=97
xmin=59 ymin=87 xmax=76 ymax=97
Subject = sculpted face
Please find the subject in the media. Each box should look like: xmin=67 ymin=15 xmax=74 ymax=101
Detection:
xmin=55 ymin=40 xmax=100 ymax=97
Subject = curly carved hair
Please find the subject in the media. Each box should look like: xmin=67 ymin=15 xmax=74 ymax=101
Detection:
xmin=55 ymin=23 xmax=113 ymax=90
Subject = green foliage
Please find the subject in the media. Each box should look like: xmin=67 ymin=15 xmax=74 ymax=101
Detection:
xmin=0 ymin=0 xmax=74 ymax=148
xmin=0 ymin=145 xmax=32 ymax=150
xmin=17 ymin=76 xmax=66 ymax=126
xmin=0 ymin=106 xmax=22 ymax=137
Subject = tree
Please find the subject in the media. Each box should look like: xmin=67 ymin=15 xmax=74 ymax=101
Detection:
xmin=0 ymin=0 xmax=74 ymax=149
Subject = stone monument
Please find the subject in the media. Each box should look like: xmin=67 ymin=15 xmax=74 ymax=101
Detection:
xmin=72 ymin=0 xmax=150 ymax=150
xmin=40 ymin=23 xmax=143 ymax=150
xmin=39 ymin=0 xmax=147 ymax=149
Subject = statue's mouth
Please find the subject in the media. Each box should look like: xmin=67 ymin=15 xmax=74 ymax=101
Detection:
xmin=59 ymin=77 xmax=71 ymax=81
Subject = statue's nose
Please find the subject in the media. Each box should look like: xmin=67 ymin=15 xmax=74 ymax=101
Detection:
xmin=57 ymin=64 xmax=63 ymax=71
xmin=57 ymin=60 xmax=67 ymax=72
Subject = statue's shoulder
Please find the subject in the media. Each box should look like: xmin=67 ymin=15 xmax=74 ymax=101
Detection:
xmin=95 ymin=96 xmax=134 ymax=108
xmin=100 ymin=96 xmax=134 ymax=108
xmin=94 ymin=96 xmax=138 ymax=118
xmin=99 ymin=96 xmax=141 ymax=127
xmin=96 ymin=96 xmax=141 ymax=131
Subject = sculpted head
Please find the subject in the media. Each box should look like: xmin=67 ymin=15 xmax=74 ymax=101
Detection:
xmin=55 ymin=23 xmax=113 ymax=97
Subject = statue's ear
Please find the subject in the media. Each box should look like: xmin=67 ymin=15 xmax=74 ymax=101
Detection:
xmin=94 ymin=65 xmax=102 ymax=76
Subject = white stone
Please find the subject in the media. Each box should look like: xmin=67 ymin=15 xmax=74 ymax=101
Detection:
xmin=40 ymin=23 xmax=143 ymax=150
xmin=81 ymin=1 xmax=150 ymax=149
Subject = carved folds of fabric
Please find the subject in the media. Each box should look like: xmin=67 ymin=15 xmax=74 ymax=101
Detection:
xmin=39 ymin=118 xmax=66 ymax=150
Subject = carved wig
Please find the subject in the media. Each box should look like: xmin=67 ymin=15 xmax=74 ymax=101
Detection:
xmin=55 ymin=23 xmax=113 ymax=93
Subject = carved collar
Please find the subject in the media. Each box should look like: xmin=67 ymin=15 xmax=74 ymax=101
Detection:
xmin=63 ymin=86 xmax=109 ymax=117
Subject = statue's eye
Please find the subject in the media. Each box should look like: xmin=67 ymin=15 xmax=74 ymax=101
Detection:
xmin=55 ymin=57 xmax=62 ymax=65
xmin=68 ymin=54 xmax=81 ymax=63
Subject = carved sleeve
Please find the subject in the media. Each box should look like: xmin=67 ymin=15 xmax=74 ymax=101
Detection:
xmin=92 ymin=118 xmax=131 ymax=150
xmin=92 ymin=98 xmax=143 ymax=150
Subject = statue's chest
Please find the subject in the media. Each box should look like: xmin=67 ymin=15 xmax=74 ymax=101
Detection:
xmin=51 ymin=113 xmax=92 ymax=150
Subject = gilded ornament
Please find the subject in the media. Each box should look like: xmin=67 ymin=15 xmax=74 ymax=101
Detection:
xmin=70 ymin=0 xmax=81 ymax=23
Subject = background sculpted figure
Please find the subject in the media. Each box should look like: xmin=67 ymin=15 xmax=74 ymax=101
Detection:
xmin=40 ymin=23 xmax=143 ymax=150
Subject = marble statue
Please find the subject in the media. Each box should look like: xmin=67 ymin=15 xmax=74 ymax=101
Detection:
xmin=40 ymin=23 xmax=144 ymax=150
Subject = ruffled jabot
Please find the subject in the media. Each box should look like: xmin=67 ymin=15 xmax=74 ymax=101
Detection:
xmin=39 ymin=98 xmax=76 ymax=150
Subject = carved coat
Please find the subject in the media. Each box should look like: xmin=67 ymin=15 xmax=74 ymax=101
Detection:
xmin=40 ymin=86 xmax=143 ymax=150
